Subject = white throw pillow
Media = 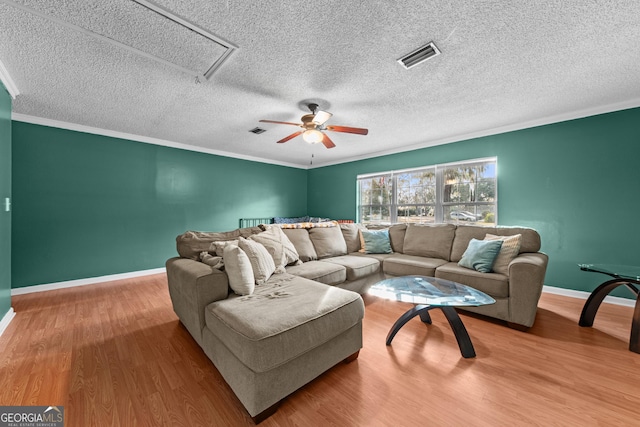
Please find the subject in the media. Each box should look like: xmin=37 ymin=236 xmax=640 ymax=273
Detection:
xmin=209 ymin=239 xmax=239 ymax=256
xmin=249 ymin=226 xmax=300 ymax=273
xmin=484 ymin=233 xmax=522 ymax=275
xmin=222 ymin=244 xmax=255 ymax=295
xmin=199 ymin=251 xmax=224 ymax=269
xmin=238 ymin=237 xmax=276 ymax=285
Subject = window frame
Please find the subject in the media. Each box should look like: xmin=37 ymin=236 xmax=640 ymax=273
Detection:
xmin=357 ymin=157 xmax=497 ymax=226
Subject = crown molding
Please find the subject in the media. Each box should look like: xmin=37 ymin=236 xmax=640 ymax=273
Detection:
xmin=309 ymin=98 xmax=640 ymax=168
xmin=11 ymin=113 xmax=306 ymax=169
xmin=0 ymin=59 xmax=19 ymax=99
xmin=12 ymin=97 xmax=640 ymax=171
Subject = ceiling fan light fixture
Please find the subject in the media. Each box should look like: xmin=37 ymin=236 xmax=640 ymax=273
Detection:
xmin=302 ymin=129 xmax=324 ymax=144
xmin=312 ymin=110 xmax=332 ymax=125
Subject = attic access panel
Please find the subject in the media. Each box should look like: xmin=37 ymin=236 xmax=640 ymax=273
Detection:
xmin=6 ymin=0 xmax=236 ymax=79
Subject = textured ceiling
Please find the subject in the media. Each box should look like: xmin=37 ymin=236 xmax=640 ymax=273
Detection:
xmin=1 ymin=0 xmax=640 ymax=168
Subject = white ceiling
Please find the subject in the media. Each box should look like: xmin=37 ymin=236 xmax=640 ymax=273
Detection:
xmin=1 ymin=0 xmax=640 ymax=168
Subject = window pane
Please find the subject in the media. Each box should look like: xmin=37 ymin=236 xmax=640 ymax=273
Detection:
xmin=397 ymin=169 xmax=435 ymax=205
xmin=397 ymin=205 xmax=435 ymax=223
xmin=445 ymin=205 xmax=496 ymax=225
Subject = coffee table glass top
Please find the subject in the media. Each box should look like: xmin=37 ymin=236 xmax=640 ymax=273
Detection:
xmin=369 ymin=275 xmax=495 ymax=307
xmin=578 ymin=264 xmax=640 ymax=281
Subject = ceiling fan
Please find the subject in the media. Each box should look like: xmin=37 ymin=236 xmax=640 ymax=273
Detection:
xmin=259 ymin=103 xmax=368 ymax=149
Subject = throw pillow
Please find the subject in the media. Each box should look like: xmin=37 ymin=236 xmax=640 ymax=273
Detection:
xmin=359 ymin=229 xmax=393 ymax=254
xmin=199 ymin=252 xmax=224 ymax=269
xmin=222 ymin=244 xmax=255 ymax=295
xmin=209 ymin=239 xmax=239 ymax=256
xmin=238 ymin=237 xmax=276 ymax=285
xmin=458 ymin=238 xmax=503 ymax=273
xmin=249 ymin=226 xmax=301 ymax=273
xmin=484 ymin=233 xmax=522 ymax=275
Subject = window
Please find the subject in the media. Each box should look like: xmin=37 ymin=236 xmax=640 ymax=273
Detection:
xmin=357 ymin=158 xmax=497 ymax=226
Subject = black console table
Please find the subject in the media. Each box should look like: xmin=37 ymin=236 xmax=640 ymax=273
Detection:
xmin=578 ymin=264 xmax=640 ymax=354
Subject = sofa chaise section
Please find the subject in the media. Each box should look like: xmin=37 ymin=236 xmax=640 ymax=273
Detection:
xmin=202 ymin=273 xmax=364 ymax=419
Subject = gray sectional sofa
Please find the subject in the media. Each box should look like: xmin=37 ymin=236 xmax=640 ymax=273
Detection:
xmin=166 ymin=221 xmax=547 ymax=422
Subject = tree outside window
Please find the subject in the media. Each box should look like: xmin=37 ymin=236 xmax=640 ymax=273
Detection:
xmin=358 ymin=158 xmax=496 ymax=225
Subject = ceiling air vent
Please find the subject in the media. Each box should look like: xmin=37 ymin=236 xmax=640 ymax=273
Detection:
xmin=249 ymin=127 xmax=266 ymax=134
xmin=398 ymin=42 xmax=441 ymax=69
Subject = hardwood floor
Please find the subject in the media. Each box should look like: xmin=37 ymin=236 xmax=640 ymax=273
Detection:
xmin=1 ymin=274 xmax=639 ymax=426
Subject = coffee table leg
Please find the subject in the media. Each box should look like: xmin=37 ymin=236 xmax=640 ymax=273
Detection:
xmin=418 ymin=304 xmax=432 ymax=324
xmin=386 ymin=305 xmax=432 ymax=345
xmin=579 ymin=279 xmax=640 ymax=353
xmin=579 ymin=279 xmax=626 ymax=327
xmin=630 ymin=295 xmax=640 ymax=353
xmin=440 ymin=306 xmax=476 ymax=358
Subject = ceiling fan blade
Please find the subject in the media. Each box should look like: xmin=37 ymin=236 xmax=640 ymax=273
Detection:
xmin=321 ymin=133 xmax=336 ymax=149
xmin=325 ymin=125 xmax=369 ymax=135
xmin=277 ymin=131 xmax=303 ymax=143
xmin=259 ymin=119 xmax=302 ymax=127
xmin=312 ymin=110 xmax=332 ymax=125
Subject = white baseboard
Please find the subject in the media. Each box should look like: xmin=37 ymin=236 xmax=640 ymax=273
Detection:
xmin=11 ymin=268 xmax=166 ymax=296
xmin=0 ymin=307 xmax=16 ymax=337
xmin=543 ymin=285 xmax=636 ymax=308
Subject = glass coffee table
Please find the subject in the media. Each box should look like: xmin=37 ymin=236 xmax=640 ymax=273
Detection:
xmin=578 ymin=264 xmax=640 ymax=353
xmin=368 ymin=275 xmax=495 ymax=358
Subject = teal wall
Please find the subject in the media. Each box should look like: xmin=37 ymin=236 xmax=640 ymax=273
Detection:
xmin=11 ymin=122 xmax=307 ymax=288
xmin=10 ymin=107 xmax=640 ymax=296
xmin=0 ymin=85 xmax=11 ymax=316
xmin=308 ymin=107 xmax=640 ymax=296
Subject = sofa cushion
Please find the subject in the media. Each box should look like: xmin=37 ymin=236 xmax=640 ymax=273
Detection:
xmin=238 ymin=237 xmax=276 ymax=285
xmin=222 ymin=244 xmax=255 ymax=296
xmin=383 ymin=254 xmax=448 ymax=277
xmin=340 ymin=223 xmax=367 ymax=253
xmin=484 ymin=233 xmax=522 ymax=275
xmin=205 ymin=274 xmax=364 ymax=372
xmin=388 ymin=224 xmax=407 ymax=253
xmin=490 ymin=227 xmax=540 ymax=253
xmin=309 ymin=226 xmax=348 ymax=259
xmin=348 ymin=252 xmax=396 ymax=263
xmin=450 ymin=225 xmax=498 ymax=262
xmin=249 ymin=226 xmax=300 ymax=271
xmin=282 ymin=229 xmax=318 ymax=262
xmin=285 ymin=261 xmax=346 ymax=285
xmin=176 ymin=227 xmax=263 ymax=260
xmin=402 ymin=223 xmax=456 ymax=260
xmin=435 ymin=262 xmax=509 ymax=298
xmin=320 ymin=255 xmax=380 ymax=281
xmin=359 ymin=229 xmax=392 ymax=254
xmin=451 ymin=225 xmax=540 ymax=262
xmin=458 ymin=238 xmax=503 ymax=273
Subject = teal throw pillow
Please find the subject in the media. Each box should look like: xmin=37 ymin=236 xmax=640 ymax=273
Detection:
xmin=458 ymin=238 xmax=503 ymax=273
xmin=361 ymin=229 xmax=392 ymax=254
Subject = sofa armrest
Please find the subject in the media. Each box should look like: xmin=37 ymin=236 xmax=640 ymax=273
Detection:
xmin=166 ymin=257 xmax=229 ymax=345
xmin=507 ymin=252 xmax=549 ymax=327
